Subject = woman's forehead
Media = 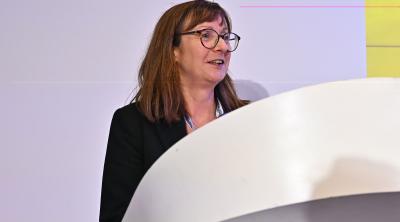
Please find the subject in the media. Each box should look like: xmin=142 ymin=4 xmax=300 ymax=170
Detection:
xmin=192 ymin=17 xmax=228 ymax=31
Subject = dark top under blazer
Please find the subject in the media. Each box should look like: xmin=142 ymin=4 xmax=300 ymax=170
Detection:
xmin=99 ymin=103 xmax=187 ymax=222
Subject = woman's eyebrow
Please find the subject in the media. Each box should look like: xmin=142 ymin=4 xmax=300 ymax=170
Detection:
xmin=196 ymin=26 xmax=229 ymax=33
xmin=196 ymin=25 xmax=213 ymax=30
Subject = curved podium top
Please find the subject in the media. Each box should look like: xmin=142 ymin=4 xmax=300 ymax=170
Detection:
xmin=123 ymin=78 xmax=400 ymax=222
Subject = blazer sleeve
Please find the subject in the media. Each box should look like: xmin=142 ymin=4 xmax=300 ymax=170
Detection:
xmin=100 ymin=108 xmax=144 ymax=222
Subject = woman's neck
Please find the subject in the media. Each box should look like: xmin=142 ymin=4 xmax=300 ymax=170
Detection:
xmin=181 ymin=86 xmax=216 ymax=129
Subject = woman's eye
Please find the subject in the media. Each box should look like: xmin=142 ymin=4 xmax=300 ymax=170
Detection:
xmin=223 ymin=34 xmax=230 ymax=41
xmin=201 ymin=32 xmax=210 ymax=39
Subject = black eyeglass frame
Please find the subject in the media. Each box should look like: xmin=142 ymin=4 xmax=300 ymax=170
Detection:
xmin=177 ymin=28 xmax=241 ymax=52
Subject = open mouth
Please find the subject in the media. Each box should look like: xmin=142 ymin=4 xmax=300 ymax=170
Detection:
xmin=208 ymin=59 xmax=225 ymax=65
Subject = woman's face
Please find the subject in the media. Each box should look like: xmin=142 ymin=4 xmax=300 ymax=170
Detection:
xmin=174 ymin=16 xmax=231 ymax=89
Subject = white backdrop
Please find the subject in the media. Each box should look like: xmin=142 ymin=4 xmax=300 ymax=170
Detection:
xmin=0 ymin=0 xmax=366 ymax=221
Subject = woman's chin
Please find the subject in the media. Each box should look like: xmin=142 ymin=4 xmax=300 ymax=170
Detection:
xmin=207 ymin=72 xmax=226 ymax=85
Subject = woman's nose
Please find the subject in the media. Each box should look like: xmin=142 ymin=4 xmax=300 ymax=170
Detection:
xmin=214 ymin=37 xmax=230 ymax=52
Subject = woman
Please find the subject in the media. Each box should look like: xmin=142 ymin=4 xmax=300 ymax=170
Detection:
xmin=100 ymin=0 xmax=247 ymax=221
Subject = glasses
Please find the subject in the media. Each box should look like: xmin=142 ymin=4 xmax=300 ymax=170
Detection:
xmin=177 ymin=29 xmax=241 ymax=52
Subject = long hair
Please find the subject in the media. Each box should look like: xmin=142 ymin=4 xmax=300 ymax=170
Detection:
xmin=133 ymin=0 xmax=247 ymax=123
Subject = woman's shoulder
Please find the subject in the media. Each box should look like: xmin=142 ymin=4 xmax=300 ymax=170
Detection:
xmin=115 ymin=102 xmax=140 ymax=114
xmin=112 ymin=102 xmax=146 ymax=126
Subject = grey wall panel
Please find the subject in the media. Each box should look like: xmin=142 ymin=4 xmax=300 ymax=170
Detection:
xmin=224 ymin=192 xmax=400 ymax=222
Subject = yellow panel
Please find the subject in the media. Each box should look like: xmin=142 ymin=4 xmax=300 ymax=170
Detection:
xmin=366 ymin=0 xmax=400 ymax=77
xmin=367 ymin=48 xmax=400 ymax=77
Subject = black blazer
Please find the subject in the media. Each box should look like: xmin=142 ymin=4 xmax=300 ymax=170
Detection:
xmin=99 ymin=103 xmax=187 ymax=222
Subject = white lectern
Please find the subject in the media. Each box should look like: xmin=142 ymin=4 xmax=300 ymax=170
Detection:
xmin=123 ymin=78 xmax=400 ymax=222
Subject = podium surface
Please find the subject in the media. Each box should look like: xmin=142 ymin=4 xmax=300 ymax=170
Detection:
xmin=123 ymin=78 xmax=400 ymax=222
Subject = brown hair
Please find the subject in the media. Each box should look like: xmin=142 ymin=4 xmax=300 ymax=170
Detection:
xmin=133 ymin=0 xmax=247 ymax=123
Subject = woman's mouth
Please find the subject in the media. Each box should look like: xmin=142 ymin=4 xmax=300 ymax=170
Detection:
xmin=207 ymin=59 xmax=225 ymax=65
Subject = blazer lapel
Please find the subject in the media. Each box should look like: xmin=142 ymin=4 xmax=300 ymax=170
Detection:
xmin=155 ymin=118 xmax=187 ymax=152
